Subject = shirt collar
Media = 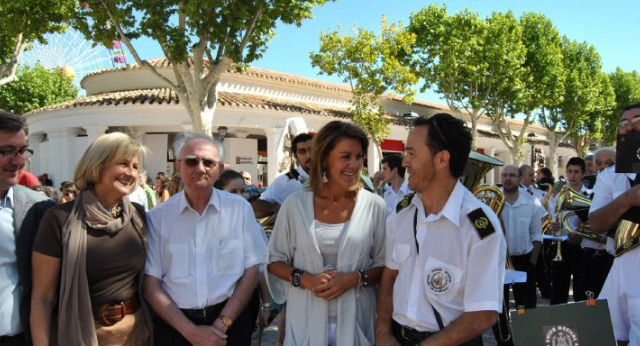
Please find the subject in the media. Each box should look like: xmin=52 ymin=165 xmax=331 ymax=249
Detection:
xmin=296 ymin=166 xmax=309 ymax=180
xmin=178 ymin=188 xmax=220 ymax=214
xmin=0 ymin=187 xmax=14 ymax=208
xmin=413 ymin=180 xmax=464 ymax=227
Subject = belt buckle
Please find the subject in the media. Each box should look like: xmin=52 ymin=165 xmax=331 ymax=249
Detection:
xmin=400 ymin=326 xmax=412 ymax=342
xmin=99 ymin=302 xmax=125 ymax=326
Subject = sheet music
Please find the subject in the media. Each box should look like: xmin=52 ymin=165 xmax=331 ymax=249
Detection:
xmin=505 ymin=269 xmax=527 ymax=284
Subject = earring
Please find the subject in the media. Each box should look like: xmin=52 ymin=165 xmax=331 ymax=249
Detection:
xmin=322 ymin=169 xmax=328 ymax=183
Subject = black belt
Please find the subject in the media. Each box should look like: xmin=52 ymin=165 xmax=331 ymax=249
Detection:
xmin=392 ymin=320 xmax=435 ymax=344
xmin=0 ymin=333 xmax=23 ymax=344
xmin=180 ymin=300 xmax=226 ymax=322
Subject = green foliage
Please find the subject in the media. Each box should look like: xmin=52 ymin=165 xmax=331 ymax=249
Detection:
xmin=1 ymin=0 xmax=76 ymax=83
xmin=0 ymin=64 xmax=78 ymax=115
xmin=72 ymin=0 xmax=330 ymax=133
xmin=607 ymin=68 xmax=640 ymax=143
xmin=310 ymin=16 xmax=418 ymax=144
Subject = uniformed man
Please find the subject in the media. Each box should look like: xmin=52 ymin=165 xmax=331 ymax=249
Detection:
xmin=252 ymin=133 xmax=312 ymax=218
xmin=584 ymin=154 xmax=595 ymax=176
xmin=376 ymin=113 xmax=506 ymax=346
xmin=593 ymin=103 xmax=640 ymax=345
xmin=519 ymin=164 xmax=546 ymax=204
xmin=501 ymin=165 xmax=543 ymax=309
xmin=381 ymin=154 xmax=412 ymax=213
xmin=548 ymin=157 xmax=589 ymax=304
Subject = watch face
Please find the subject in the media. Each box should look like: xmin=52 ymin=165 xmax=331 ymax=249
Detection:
xmin=221 ymin=316 xmax=233 ymax=328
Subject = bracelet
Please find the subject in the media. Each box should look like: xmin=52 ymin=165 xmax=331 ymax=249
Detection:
xmin=357 ymin=269 xmax=368 ymax=291
xmin=290 ymin=268 xmax=305 ymax=288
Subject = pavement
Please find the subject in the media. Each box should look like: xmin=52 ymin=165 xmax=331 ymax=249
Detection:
xmin=251 ymin=291 xmax=556 ymax=346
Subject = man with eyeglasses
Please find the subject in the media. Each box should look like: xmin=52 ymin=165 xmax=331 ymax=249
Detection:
xmin=143 ymin=133 xmax=266 ymax=346
xmin=591 ymin=103 xmax=640 ymax=346
xmin=377 ymin=113 xmax=506 ymax=346
xmin=252 ymin=133 xmax=313 ymax=218
xmin=500 ymin=165 xmax=543 ymax=310
xmin=0 ymin=110 xmax=55 ymax=346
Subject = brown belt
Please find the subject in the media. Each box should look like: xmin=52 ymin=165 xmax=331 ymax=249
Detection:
xmin=95 ymin=295 xmax=140 ymax=326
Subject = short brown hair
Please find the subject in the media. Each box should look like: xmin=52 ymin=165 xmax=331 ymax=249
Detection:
xmin=73 ymin=132 xmax=146 ymax=191
xmin=307 ymin=121 xmax=368 ymax=195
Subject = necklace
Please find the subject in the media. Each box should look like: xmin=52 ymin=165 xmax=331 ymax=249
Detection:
xmin=110 ymin=205 xmax=122 ymax=218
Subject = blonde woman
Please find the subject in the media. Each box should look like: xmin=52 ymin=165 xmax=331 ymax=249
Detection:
xmin=31 ymin=132 xmax=151 ymax=346
xmin=266 ymin=121 xmax=387 ymax=345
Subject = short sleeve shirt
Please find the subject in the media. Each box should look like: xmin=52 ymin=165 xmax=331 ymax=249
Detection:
xmin=590 ymin=164 xmax=635 ymax=214
xmin=501 ymin=191 xmax=543 ymax=256
xmin=385 ymin=181 xmax=506 ymax=332
xmin=145 ymin=189 xmax=267 ymax=309
xmin=600 ymin=246 xmax=640 ymax=345
xmin=259 ymin=167 xmax=308 ymax=205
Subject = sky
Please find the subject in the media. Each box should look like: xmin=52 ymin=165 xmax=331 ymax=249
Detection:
xmin=124 ymin=0 xmax=640 ymax=105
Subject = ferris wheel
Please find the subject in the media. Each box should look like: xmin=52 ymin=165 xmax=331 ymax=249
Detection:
xmin=20 ymin=29 xmax=128 ymax=89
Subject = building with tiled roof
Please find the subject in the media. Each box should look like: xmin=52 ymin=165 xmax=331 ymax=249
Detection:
xmin=25 ymin=58 xmax=577 ymax=185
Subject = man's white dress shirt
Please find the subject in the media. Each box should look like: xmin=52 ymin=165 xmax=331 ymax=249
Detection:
xmin=0 ymin=188 xmax=19 ymax=336
xmin=385 ymin=181 xmax=506 ymax=332
xmin=600 ymin=246 xmax=640 ymax=345
xmin=383 ymin=180 xmax=412 ymax=213
xmin=145 ymin=189 xmax=267 ymax=309
xmin=260 ymin=166 xmax=308 ymax=205
xmin=501 ymin=190 xmax=543 ymax=256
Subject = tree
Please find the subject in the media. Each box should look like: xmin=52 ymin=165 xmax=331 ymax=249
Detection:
xmin=606 ymin=68 xmax=640 ymax=144
xmin=310 ymin=16 xmax=418 ymax=158
xmin=73 ymin=0 xmax=329 ymax=134
xmin=409 ymin=6 xmax=488 ymax=147
xmin=572 ymin=72 xmax=615 ymax=156
xmin=0 ymin=0 xmax=75 ymax=86
xmin=0 ymin=64 xmax=79 ymax=115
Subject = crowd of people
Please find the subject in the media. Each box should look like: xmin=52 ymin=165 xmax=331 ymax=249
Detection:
xmin=0 ymin=103 xmax=639 ymax=346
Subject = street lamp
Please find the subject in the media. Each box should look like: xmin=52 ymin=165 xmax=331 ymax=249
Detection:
xmin=217 ymin=126 xmax=228 ymax=142
xmin=527 ymin=132 xmax=536 ymax=167
xmin=402 ymin=111 xmax=419 ymax=131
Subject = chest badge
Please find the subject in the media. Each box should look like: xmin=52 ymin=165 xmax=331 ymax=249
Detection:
xmin=426 ymin=267 xmax=453 ymax=293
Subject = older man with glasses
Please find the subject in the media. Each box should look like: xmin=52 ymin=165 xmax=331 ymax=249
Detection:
xmin=143 ymin=133 xmax=266 ymax=346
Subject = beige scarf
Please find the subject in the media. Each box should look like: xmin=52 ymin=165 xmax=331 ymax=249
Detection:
xmin=57 ymin=187 xmax=145 ymax=346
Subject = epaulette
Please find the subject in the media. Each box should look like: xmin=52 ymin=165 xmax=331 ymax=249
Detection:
xmin=285 ymin=168 xmax=300 ymax=180
xmin=467 ymin=208 xmax=496 ymax=240
xmin=396 ymin=193 xmax=415 ymax=213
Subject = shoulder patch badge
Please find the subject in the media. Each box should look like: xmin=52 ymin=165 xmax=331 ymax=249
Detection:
xmin=467 ymin=208 xmax=496 ymax=240
xmin=285 ymin=168 xmax=300 ymax=181
xmin=396 ymin=193 xmax=415 ymax=213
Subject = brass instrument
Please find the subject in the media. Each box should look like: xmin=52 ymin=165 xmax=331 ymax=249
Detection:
xmin=614 ymin=206 xmax=640 ymax=257
xmin=556 ymin=186 xmax=605 ymax=243
xmin=540 ymin=183 xmax=556 ymax=235
xmin=462 ymin=151 xmax=513 ymax=342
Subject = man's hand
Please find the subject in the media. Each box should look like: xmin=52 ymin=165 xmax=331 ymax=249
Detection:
xmin=529 ymin=254 xmax=538 ymax=266
xmin=376 ymin=331 xmax=401 ymax=346
xmin=314 ymin=270 xmax=359 ymax=300
xmin=185 ymin=324 xmax=227 ymax=346
xmin=550 ymin=221 xmax=561 ymax=235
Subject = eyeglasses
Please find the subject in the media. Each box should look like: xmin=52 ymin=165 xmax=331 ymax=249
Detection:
xmin=619 ymin=116 xmax=640 ymax=129
xmin=181 ymin=155 xmax=218 ymax=169
xmin=0 ymin=146 xmax=33 ymax=158
xmin=428 ymin=116 xmax=449 ymax=149
xmin=501 ymin=173 xmax=519 ymax=178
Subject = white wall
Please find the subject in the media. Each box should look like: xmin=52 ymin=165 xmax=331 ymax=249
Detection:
xmin=144 ymin=134 xmax=169 ymax=177
xmin=223 ymin=138 xmax=258 ymax=181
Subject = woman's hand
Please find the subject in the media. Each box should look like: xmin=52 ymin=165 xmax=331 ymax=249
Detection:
xmin=313 ymin=270 xmax=359 ymax=300
xmin=300 ymin=271 xmax=334 ymax=292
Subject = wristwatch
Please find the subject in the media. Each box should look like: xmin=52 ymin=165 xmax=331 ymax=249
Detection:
xmin=291 ymin=268 xmax=305 ymax=288
xmin=219 ymin=315 xmax=233 ymax=330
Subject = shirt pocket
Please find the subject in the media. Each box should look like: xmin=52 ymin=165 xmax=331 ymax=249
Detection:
xmin=422 ymin=257 xmax=463 ymax=299
xmin=517 ymin=217 xmax=530 ymax=234
xmin=166 ymin=243 xmax=189 ymax=279
xmin=214 ymin=239 xmax=244 ymax=274
xmin=392 ymin=244 xmax=411 ymax=262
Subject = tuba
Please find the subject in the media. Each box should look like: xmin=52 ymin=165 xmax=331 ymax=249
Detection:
xmin=462 ymin=151 xmax=513 ymax=343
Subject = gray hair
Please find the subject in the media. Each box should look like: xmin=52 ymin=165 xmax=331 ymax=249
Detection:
xmin=593 ymin=147 xmax=615 ymax=158
xmin=173 ymin=132 xmax=225 ymax=162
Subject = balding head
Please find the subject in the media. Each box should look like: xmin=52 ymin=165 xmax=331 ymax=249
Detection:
xmin=593 ymin=147 xmax=616 ymax=172
xmin=519 ymin=164 xmax=535 ymax=187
